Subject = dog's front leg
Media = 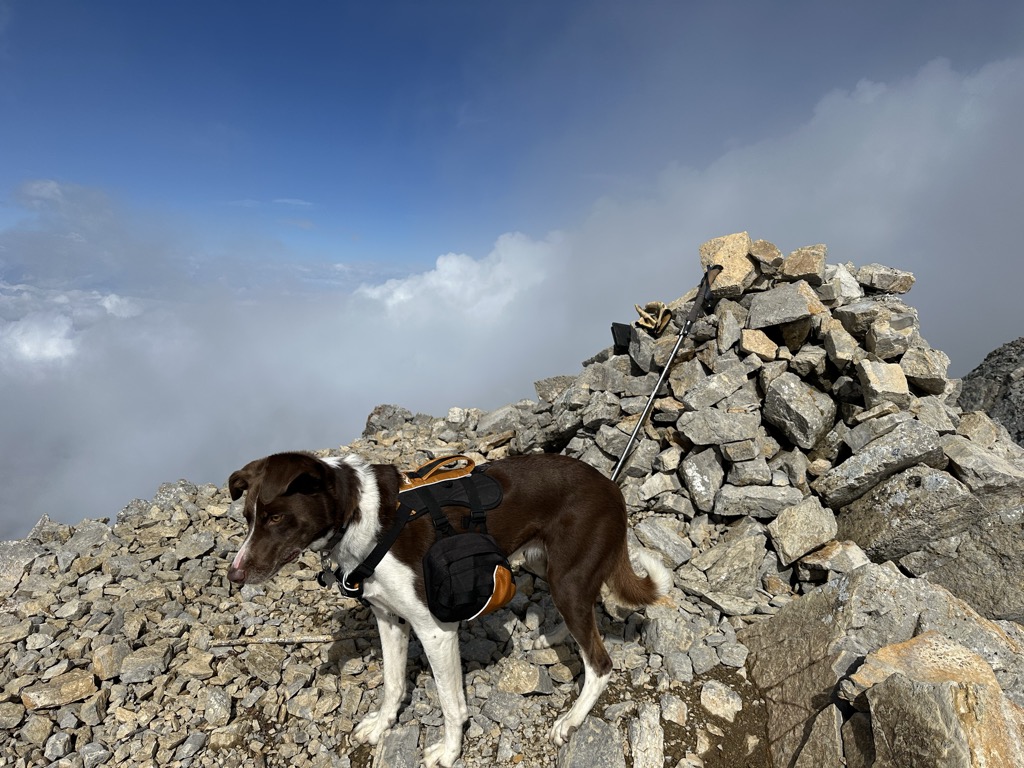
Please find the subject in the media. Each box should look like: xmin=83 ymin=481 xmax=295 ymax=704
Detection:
xmin=419 ymin=625 xmax=468 ymax=768
xmin=352 ymin=608 xmax=410 ymax=746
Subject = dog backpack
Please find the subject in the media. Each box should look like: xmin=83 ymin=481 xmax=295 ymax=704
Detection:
xmin=399 ymin=456 xmax=516 ymax=623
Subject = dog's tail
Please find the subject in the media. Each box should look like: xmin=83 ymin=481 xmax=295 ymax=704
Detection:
xmin=607 ymin=544 xmax=673 ymax=607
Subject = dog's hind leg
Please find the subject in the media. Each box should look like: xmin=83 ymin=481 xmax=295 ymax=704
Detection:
xmin=546 ymin=574 xmax=614 ymax=746
xmin=352 ymin=609 xmax=410 ymax=746
xmin=549 ymin=617 xmax=612 ymax=746
xmin=418 ymin=624 xmax=468 ymax=768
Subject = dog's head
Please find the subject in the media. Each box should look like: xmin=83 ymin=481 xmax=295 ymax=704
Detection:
xmin=225 ymin=452 xmax=361 ymax=585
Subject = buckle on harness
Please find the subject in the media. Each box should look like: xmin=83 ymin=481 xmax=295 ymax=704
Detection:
xmin=318 ymin=551 xmax=366 ymax=599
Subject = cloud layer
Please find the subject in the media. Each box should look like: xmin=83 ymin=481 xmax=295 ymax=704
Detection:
xmin=1 ymin=56 xmax=1023 ymax=540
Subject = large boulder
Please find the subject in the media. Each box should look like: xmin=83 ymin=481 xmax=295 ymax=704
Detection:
xmin=959 ymin=336 xmax=1024 ymax=447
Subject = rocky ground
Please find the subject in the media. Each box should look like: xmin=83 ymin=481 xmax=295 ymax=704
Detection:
xmin=0 ymin=477 xmax=772 ymax=768
xmin=3 ymin=231 xmax=1024 ymax=767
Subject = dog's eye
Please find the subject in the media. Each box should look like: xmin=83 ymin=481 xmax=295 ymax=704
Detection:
xmin=267 ymin=513 xmax=284 ymax=525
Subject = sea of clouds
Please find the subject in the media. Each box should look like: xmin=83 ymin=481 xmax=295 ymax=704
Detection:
xmin=2 ymin=57 xmax=1023 ymax=540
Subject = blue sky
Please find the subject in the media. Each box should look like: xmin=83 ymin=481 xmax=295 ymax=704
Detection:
xmin=1 ymin=1 xmax=1024 ymax=539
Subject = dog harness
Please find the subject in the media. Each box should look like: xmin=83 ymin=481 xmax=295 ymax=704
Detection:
xmin=318 ymin=456 xmax=517 ymax=621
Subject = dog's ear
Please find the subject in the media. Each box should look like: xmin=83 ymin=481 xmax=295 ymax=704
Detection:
xmin=228 ymin=463 xmax=258 ymax=501
xmin=258 ymin=453 xmax=326 ymax=505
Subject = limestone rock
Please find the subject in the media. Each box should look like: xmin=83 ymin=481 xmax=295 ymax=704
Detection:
xmin=861 ymin=635 xmax=1024 ymax=768
xmin=21 ymin=670 xmax=97 ymax=710
xmin=959 ymin=335 xmax=1024 ymax=446
xmin=812 ymin=419 xmax=944 ymax=508
xmin=855 ymin=359 xmax=911 ymax=409
xmin=739 ymin=563 xmax=1024 ymax=768
xmin=837 ymin=466 xmax=984 ymax=562
xmin=899 ymin=346 xmax=950 ymax=394
xmin=780 ymin=244 xmax=827 ymax=286
xmin=746 ymin=280 xmax=828 ymax=329
xmin=677 ymin=409 xmax=760 ymax=446
xmin=699 ymin=231 xmax=756 ymax=298
xmin=762 ymin=372 xmax=837 ymax=450
xmin=767 ymin=496 xmax=838 ymax=566
xmin=857 ymin=263 xmax=915 ymax=294
xmin=680 ymin=447 xmax=724 ymax=513
xmin=713 ymin=484 xmax=804 ymax=519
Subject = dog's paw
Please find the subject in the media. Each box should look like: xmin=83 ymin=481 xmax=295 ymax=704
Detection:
xmin=533 ymin=621 xmax=570 ymax=650
xmin=352 ymin=710 xmax=393 ymax=745
xmin=549 ymin=714 xmax=577 ymax=747
xmin=423 ymin=739 xmax=460 ymax=768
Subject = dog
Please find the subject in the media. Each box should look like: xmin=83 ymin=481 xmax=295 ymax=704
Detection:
xmin=226 ymin=451 xmax=671 ymax=767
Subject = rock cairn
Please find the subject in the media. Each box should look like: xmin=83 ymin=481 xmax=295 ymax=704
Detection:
xmin=2 ymin=231 xmax=1024 ymax=768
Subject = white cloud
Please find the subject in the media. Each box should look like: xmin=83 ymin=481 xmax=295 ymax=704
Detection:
xmin=358 ymin=232 xmax=558 ymax=320
xmin=100 ymin=294 xmax=142 ymax=318
xmin=0 ymin=312 xmax=75 ymax=363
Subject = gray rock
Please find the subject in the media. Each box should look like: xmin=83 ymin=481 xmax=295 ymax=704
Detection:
xmin=680 ymin=447 xmax=724 ymax=513
xmin=496 ymin=658 xmax=554 ymax=695
xmin=899 ymin=346 xmax=950 ymax=394
xmin=700 ymin=680 xmax=743 ymax=722
xmin=535 ymin=375 xmax=576 ymax=403
xmin=641 ymin=603 xmax=696 ymax=658
xmin=941 ymin=434 xmax=1024 ymax=502
xmin=119 ymin=641 xmax=173 ymax=684
xmin=822 ymin=317 xmax=864 ymax=370
xmin=793 ymin=705 xmax=844 ymax=768
xmin=959 ymin=335 xmax=1024 ymax=446
xmin=837 ymin=466 xmax=984 ymax=562
xmin=638 ymin=471 xmax=682 ymax=502
xmin=865 ymin=315 xmax=914 ymax=360
xmin=627 ymin=701 xmax=664 ymax=768
xmin=844 ymin=411 xmax=914 ymax=453
xmin=812 ymin=419 xmax=944 ymax=508
xmin=780 ymin=244 xmax=827 ymax=285
xmin=856 ymin=359 xmax=911 ymax=409
xmin=81 ymin=743 xmax=113 ymax=768
xmin=677 ymin=409 xmax=761 ymax=446
xmin=376 ymin=724 xmax=420 ymax=768
xmin=857 ymin=263 xmax=915 ymax=294
xmin=746 ymin=280 xmax=828 ymax=329
xmin=0 ymin=540 xmax=44 ymax=597
xmin=634 ymin=517 xmax=692 ymax=567
xmin=832 ymin=298 xmax=907 ymax=339
xmin=692 ymin=525 xmax=767 ymax=599
xmin=727 ymin=455 xmax=773 ymax=486
xmin=558 ymin=716 xmax=626 ymax=768
xmin=713 ymin=484 xmax=804 ymax=519
xmin=767 ymin=496 xmax=838 ymax=566
xmin=739 ymin=562 xmax=1024 ymax=768
xmin=763 ymin=372 xmax=837 ymax=450
xmin=680 ymin=366 xmax=749 ymax=410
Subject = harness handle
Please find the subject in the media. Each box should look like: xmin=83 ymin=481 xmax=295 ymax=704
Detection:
xmin=405 ymin=455 xmax=475 ymax=482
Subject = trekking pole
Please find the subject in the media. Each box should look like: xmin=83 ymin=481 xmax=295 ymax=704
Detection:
xmin=610 ymin=264 xmax=722 ymax=484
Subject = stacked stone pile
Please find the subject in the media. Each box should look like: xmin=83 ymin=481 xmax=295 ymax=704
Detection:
xmin=2 ymin=231 xmax=1024 ymax=767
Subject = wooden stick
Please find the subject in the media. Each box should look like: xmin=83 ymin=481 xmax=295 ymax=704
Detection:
xmin=210 ymin=630 xmax=376 ymax=648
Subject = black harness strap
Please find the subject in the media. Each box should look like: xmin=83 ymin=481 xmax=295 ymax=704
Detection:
xmin=459 ymin=475 xmax=487 ymax=533
xmin=318 ymin=502 xmax=415 ymax=598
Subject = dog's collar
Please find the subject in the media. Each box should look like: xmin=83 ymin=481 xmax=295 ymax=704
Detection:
xmin=317 ymin=502 xmax=415 ymax=599
xmin=317 ymin=550 xmax=365 ymax=598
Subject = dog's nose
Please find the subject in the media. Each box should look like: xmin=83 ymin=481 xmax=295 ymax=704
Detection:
xmin=227 ymin=566 xmax=247 ymax=584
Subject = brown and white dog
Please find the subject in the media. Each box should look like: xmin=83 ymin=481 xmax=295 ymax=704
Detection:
xmin=226 ymin=451 xmax=671 ymax=767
